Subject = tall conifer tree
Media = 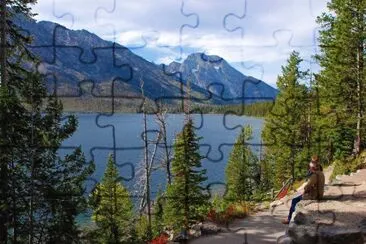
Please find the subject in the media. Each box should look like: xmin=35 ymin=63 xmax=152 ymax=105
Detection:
xmin=316 ymin=0 xmax=366 ymax=158
xmin=262 ymin=51 xmax=310 ymax=188
xmin=1 ymin=1 xmax=94 ymax=242
xmin=225 ymin=125 xmax=259 ymax=202
xmin=90 ymin=155 xmax=134 ymax=243
xmin=163 ymin=119 xmax=209 ymax=232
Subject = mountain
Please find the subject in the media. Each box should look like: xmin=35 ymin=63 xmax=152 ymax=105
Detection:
xmin=166 ymin=53 xmax=278 ymax=102
xmin=14 ymin=15 xmax=277 ymax=106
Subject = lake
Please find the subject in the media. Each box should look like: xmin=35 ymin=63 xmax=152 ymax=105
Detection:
xmin=62 ymin=113 xmax=264 ymax=199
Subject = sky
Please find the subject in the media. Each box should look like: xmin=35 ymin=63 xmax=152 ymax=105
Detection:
xmin=32 ymin=0 xmax=329 ymax=88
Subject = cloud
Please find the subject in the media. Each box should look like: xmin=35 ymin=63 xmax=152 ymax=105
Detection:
xmin=32 ymin=0 xmax=329 ymax=87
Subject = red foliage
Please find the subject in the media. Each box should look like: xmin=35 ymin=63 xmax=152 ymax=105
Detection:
xmin=207 ymin=209 xmax=216 ymax=222
xmin=207 ymin=203 xmax=249 ymax=225
xmin=226 ymin=205 xmax=235 ymax=216
xmin=150 ymin=233 xmax=169 ymax=244
xmin=206 ymin=205 xmax=235 ymax=225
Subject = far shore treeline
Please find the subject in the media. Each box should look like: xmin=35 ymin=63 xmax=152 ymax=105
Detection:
xmin=1 ymin=0 xmax=366 ymax=243
xmin=60 ymin=98 xmax=274 ymax=118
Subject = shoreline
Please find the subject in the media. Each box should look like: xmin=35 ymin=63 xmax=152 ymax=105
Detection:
xmin=62 ymin=111 xmax=265 ymax=119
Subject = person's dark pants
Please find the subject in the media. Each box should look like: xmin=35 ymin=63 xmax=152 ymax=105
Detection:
xmin=287 ymin=195 xmax=303 ymax=221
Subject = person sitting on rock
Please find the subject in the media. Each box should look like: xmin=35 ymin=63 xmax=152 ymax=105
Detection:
xmin=282 ymin=161 xmax=325 ymax=225
xmin=305 ymin=155 xmax=323 ymax=178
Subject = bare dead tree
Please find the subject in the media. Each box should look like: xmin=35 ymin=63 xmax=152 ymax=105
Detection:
xmin=155 ymin=107 xmax=172 ymax=185
xmin=139 ymin=78 xmax=152 ymax=238
xmin=136 ymin=129 xmax=162 ymax=212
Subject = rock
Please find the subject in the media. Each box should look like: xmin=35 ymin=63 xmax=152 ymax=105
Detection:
xmin=277 ymin=235 xmax=294 ymax=244
xmin=172 ymin=231 xmax=188 ymax=242
xmin=288 ymin=223 xmax=318 ymax=244
xmin=293 ymin=212 xmax=307 ymax=225
xmin=319 ymin=228 xmax=363 ymax=244
xmin=191 ymin=223 xmax=202 ymax=231
xmin=167 ymin=230 xmax=174 ymax=241
xmin=201 ymin=223 xmax=221 ymax=235
xmin=167 ymin=230 xmax=188 ymax=242
xmin=188 ymin=229 xmax=201 ymax=238
xmin=359 ymin=218 xmax=366 ymax=236
xmin=289 ymin=214 xmax=364 ymax=244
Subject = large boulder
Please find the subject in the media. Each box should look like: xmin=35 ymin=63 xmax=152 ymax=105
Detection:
xmin=320 ymin=228 xmax=364 ymax=244
xmin=200 ymin=222 xmax=221 ymax=235
xmin=359 ymin=218 xmax=366 ymax=239
xmin=288 ymin=200 xmax=365 ymax=244
xmin=289 ymin=218 xmax=364 ymax=244
xmin=277 ymin=235 xmax=294 ymax=244
xmin=288 ymin=221 xmax=318 ymax=244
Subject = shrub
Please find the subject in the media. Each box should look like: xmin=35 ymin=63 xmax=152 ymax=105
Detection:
xmin=136 ymin=215 xmax=150 ymax=242
xmin=149 ymin=233 xmax=169 ymax=244
xmin=207 ymin=195 xmax=251 ymax=225
xmin=331 ymin=151 xmax=366 ymax=180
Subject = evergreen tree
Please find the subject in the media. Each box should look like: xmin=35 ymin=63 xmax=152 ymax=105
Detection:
xmin=262 ymin=51 xmax=310 ymax=189
xmin=258 ymin=157 xmax=274 ymax=193
xmin=163 ymin=119 xmax=209 ymax=232
xmin=315 ymin=0 xmax=366 ymax=158
xmin=6 ymin=70 xmax=95 ymax=244
xmin=1 ymin=2 xmax=95 ymax=242
xmin=225 ymin=125 xmax=259 ymax=202
xmin=0 ymin=1 xmax=37 ymax=241
xmin=90 ymin=155 xmax=134 ymax=243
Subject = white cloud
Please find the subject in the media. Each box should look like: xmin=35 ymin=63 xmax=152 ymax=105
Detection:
xmin=32 ymin=0 xmax=329 ymax=86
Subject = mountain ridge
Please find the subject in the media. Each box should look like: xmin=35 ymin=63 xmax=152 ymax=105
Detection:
xmin=15 ymin=15 xmax=278 ymax=106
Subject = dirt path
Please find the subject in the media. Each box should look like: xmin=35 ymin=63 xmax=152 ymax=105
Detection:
xmin=190 ymin=166 xmax=334 ymax=244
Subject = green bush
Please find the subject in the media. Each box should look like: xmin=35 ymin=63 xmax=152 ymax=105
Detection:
xmin=135 ymin=216 xmax=150 ymax=242
xmin=331 ymin=151 xmax=366 ymax=180
xmin=207 ymin=195 xmax=251 ymax=225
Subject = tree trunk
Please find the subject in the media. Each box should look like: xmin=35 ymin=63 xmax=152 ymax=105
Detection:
xmin=141 ymin=79 xmax=152 ymax=240
xmin=354 ymin=9 xmax=364 ymax=155
xmin=158 ymin=113 xmax=171 ymax=185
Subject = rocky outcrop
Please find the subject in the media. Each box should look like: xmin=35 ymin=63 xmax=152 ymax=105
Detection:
xmin=167 ymin=222 xmax=221 ymax=242
xmin=277 ymin=235 xmax=294 ymax=244
xmin=288 ymin=169 xmax=366 ymax=244
xmin=288 ymin=212 xmax=364 ymax=244
xmin=359 ymin=218 xmax=366 ymax=241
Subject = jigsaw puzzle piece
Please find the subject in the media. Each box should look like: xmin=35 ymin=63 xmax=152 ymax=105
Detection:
xmin=34 ymin=0 xmax=116 ymax=30
xmin=222 ymin=0 xmax=328 ymax=85
xmin=61 ymin=113 xmax=115 ymax=149
xmin=90 ymin=148 xmax=135 ymax=183
xmin=96 ymin=113 xmax=204 ymax=152
xmin=94 ymin=0 xmax=197 ymax=63
xmin=224 ymin=0 xmax=327 ymax=48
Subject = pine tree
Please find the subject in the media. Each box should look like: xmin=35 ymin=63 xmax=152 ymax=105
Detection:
xmin=7 ymin=72 xmax=95 ymax=244
xmin=315 ymin=0 xmax=366 ymax=158
xmin=262 ymin=51 xmax=310 ymax=189
xmin=1 ymin=2 xmax=95 ymax=242
xmin=0 ymin=1 xmax=38 ymax=242
xmin=90 ymin=154 xmax=134 ymax=243
xmin=163 ymin=119 xmax=209 ymax=232
xmin=225 ymin=125 xmax=259 ymax=202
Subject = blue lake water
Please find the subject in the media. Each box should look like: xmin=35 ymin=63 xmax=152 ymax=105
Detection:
xmin=62 ymin=113 xmax=264 ymax=199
